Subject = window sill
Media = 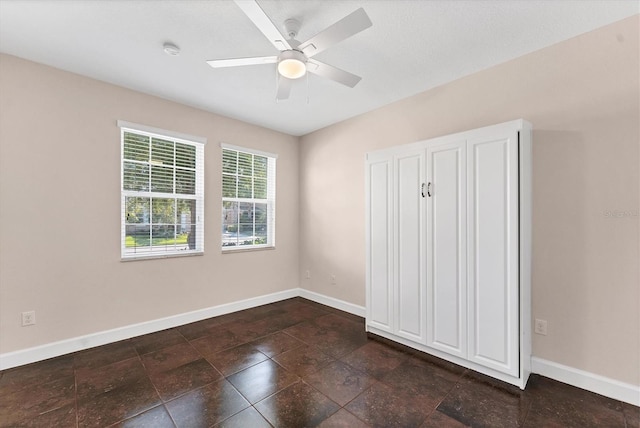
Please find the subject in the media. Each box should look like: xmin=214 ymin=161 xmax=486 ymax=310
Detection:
xmin=121 ymin=251 xmax=204 ymax=262
xmin=222 ymin=246 xmax=275 ymax=254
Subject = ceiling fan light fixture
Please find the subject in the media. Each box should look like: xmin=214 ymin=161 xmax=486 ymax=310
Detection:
xmin=278 ymin=59 xmax=306 ymax=79
xmin=277 ymin=50 xmax=307 ymax=79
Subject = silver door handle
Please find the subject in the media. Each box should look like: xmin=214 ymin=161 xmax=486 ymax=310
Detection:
xmin=427 ymin=182 xmax=432 ymax=197
xmin=421 ymin=183 xmax=426 ymax=198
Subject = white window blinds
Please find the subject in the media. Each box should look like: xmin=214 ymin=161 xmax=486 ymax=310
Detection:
xmin=119 ymin=122 xmax=205 ymax=259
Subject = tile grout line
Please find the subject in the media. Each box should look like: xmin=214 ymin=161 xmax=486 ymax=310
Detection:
xmin=225 ymin=308 xmax=365 ymax=426
xmin=519 ymin=395 xmax=534 ymax=428
xmin=141 ymin=326 xmax=223 ymax=417
xmin=291 ymin=331 xmax=375 ymax=427
xmin=102 ymin=345 xmax=168 ymax=427
xmin=176 ymin=316 xmax=303 ymax=427
xmin=426 ymin=368 xmax=470 ymax=426
xmin=134 ymin=344 xmax=180 ymax=428
xmin=74 ymin=360 xmax=79 ymax=428
xmin=214 ymin=322 xmax=309 ymax=427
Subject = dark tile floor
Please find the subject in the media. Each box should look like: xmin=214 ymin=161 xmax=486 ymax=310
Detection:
xmin=1 ymin=297 xmax=638 ymax=427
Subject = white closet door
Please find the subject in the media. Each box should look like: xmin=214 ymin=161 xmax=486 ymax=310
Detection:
xmin=366 ymin=157 xmax=394 ymax=332
xmin=426 ymin=140 xmax=467 ymax=357
xmin=467 ymin=128 xmax=519 ymax=377
xmin=394 ymin=151 xmax=425 ymax=343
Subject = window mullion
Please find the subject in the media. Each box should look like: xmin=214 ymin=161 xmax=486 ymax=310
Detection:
xmin=251 ymin=153 xmax=255 ymax=199
xmin=124 ymin=190 xmax=186 ymax=199
xmin=235 ymin=198 xmax=240 ymax=247
xmin=235 ymin=151 xmax=240 ymax=200
xmin=253 ymin=202 xmax=256 ymax=246
xmin=172 ymin=141 xmax=176 ymax=197
xmin=148 ymin=138 xmax=152 ymax=194
xmin=173 ymin=198 xmax=177 ymax=250
xmin=149 ymin=196 xmax=154 ymax=246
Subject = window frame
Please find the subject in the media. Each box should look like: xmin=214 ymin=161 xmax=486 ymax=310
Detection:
xmin=118 ymin=121 xmax=206 ymax=260
xmin=221 ymin=143 xmax=277 ymax=252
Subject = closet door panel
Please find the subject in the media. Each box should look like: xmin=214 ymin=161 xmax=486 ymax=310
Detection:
xmin=366 ymin=119 xmax=531 ymax=388
xmin=366 ymin=158 xmax=393 ymax=332
xmin=395 ymin=152 xmax=425 ymax=342
xmin=467 ymin=130 xmax=519 ymax=377
xmin=426 ymin=140 xmax=467 ymax=357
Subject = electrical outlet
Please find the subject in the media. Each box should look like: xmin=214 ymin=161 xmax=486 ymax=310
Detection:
xmin=331 ymin=275 xmax=337 ymax=285
xmin=22 ymin=311 xmax=36 ymax=326
xmin=305 ymin=270 xmax=311 ymax=279
xmin=534 ymin=318 xmax=547 ymax=335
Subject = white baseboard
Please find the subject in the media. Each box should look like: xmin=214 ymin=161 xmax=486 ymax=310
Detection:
xmin=298 ymin=289 xmax=366 ymax=317
xmin=0 ymin=288 xmax=365 ymax=371
xmin=531 ymin=357 xmax=640 ymax=406
xmin=3 ymin=290 xmax=637 ymax=407
xmin=0 ymin=288 xmax=298 ymax=371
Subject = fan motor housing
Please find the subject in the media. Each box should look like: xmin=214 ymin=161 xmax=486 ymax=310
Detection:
xmin=278 ymin=49 xmax=306 ymax=63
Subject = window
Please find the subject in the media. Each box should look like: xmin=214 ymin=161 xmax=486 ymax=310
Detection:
xmin=119 ymin=121 xmax=205 ymax=259
xmin=221 ymin=144 xmax=276 ymax=250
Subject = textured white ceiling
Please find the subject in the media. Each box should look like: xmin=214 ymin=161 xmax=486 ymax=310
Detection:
xmin=1 ymin=1 xmax=638 ymax=136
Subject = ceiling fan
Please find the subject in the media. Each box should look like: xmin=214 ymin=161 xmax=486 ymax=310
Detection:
xmin=207 ymin=0 xmax=373 ymax=100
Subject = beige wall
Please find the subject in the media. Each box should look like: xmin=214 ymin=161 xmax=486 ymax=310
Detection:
xmin=299 ymin=16 xmax=639 ymax=385
xmin=0 ymin=54 xmax=299 ymax=353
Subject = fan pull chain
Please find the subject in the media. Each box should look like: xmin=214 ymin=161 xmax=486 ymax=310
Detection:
xmin=306 ymin=71 xmax=310 ymax=104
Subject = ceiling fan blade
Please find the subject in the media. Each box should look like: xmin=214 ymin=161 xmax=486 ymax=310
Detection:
xmin=276 ymin=75 xmax=293 ymax=101
xmin=299 ymin=8 xmax=372 ymax=58
xmin=307 ymin=60 xmax=362 ymax=88
xmin=234 ymin=0 xmax=291 ymax=51
xmin=207 ymin=56 xmax=278 ymax=68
